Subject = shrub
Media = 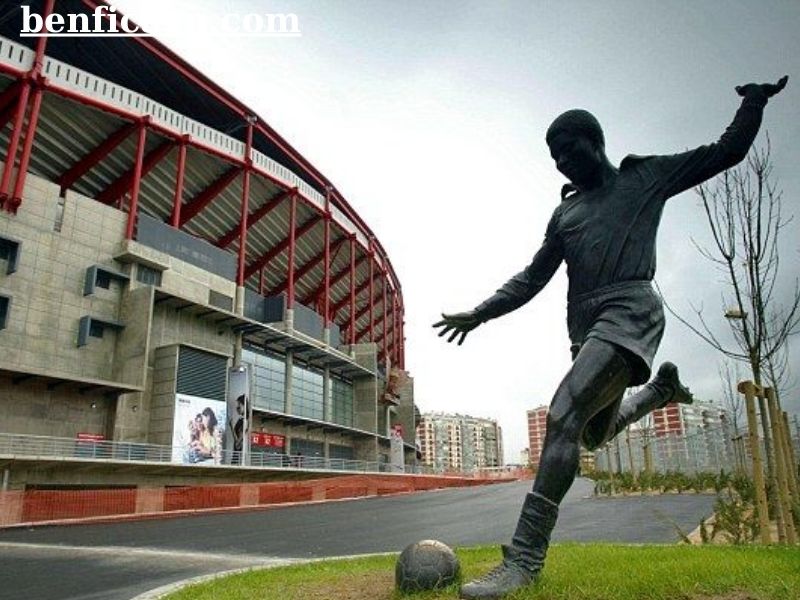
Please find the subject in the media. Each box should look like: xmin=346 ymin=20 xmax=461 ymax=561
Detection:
xmin=590 ymin=470 xmax=736 ymax=497
xmin=711 ymin=484 xmax=759 ymax=544
xmin=699 ymin=518 xmax=710 ymax=544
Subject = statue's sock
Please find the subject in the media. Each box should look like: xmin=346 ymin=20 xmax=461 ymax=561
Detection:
xmin=509 ymin=492 xmax=559 ymax=573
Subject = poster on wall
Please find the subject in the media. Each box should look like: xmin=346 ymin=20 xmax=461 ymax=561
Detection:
xmin=224 ymin=366 xmax=250 ymax=465
xmin=390 ymin=424 xmax=405 ymax=473
xmin=171 ymin=393 xmax=227 ymax=465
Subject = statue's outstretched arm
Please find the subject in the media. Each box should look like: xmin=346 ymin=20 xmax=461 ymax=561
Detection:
xmin=433 ymin=211 xmax=563 ymax=345
xmin=646 ymin=76 xmax=787 ymax=199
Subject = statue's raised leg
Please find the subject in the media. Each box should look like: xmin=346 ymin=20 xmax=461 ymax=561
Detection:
xmin=609 ymin=361 xmax=694 ymax=439
xmin=580 ymin=361 xmax=693 ymax=451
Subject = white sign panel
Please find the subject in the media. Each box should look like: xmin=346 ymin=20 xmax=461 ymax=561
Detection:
xmin=390 ymin=425 xmax=405 ymax=473
xmin=224 ymin=367 xmax=250 ymax=465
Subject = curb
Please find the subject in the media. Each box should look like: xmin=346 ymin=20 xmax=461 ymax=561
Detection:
xmin=129 ymin=562 xmax=297 ymax=600
xmin=129 ymin=551 xmax=397 ymax=600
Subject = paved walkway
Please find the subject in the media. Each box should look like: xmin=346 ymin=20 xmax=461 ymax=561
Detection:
xmin=0 ymin=478 xmax=715 ymax=600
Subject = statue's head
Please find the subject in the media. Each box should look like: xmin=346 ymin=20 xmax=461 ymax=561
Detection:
xmin=546 ymin=109 xmax=607 ymax=186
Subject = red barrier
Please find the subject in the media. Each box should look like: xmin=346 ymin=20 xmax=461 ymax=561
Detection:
xmin=1 ymin=472 xmax=519 ymax=527
xmin=21 ymin=489 xmax=137 ymax=522
xmin=259 ymin=481 xmax=314 ymax=504
xmin=164 ymin=485 xmax=240 ymax=512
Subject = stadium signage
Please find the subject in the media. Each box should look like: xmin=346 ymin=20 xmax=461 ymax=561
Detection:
xmin=21 ymin=5 xmax=147 ymax=37
xmin=250 ymin=432 xmax=286 ymax=448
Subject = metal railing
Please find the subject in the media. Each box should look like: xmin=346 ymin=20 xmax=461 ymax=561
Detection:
xmin=592 ymin=423 xmax=800 ymax=476
xmin=0 ymin=432 xmax=434 ymax=475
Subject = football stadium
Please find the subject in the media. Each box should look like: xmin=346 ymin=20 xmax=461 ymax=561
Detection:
xmin=0 ymin=0 xmax=419 ymax=496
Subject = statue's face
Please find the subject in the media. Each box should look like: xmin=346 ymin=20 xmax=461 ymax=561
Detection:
xmin=548 ymin=131 xmax=603 ymax=186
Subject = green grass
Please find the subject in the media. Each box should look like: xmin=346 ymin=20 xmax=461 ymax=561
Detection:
xmin=164 ymin=544 xmax=800 ymax=600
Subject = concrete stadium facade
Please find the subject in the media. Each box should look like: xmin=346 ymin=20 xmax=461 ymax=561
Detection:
xmin=0 ymin=1 xmax=415 ymax=490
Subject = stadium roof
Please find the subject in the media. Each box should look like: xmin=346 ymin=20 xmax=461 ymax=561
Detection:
xmin=0 ymin=0 xmax=405 ymax=367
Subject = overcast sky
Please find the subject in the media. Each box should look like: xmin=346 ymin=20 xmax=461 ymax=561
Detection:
xmin=111 ymin=0 xmax=800 ymax=464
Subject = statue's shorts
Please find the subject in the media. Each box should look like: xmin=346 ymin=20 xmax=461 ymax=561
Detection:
xmin=567 ymin=280 xmax=665 ymax=386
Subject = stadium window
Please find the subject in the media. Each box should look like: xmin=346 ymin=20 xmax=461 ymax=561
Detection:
xmin=136 ymin=265 xmax=162 ymax=287
xmin=95 ymin=270 xmax=112 ymax=289
xmin=0 ymin=295 xmax=10 ymax=330
xmin=89 ymin=320 xmax=104 ymax=338
xmin=0 ymin=237 xmax=20 ymax=274
xmin=77 ymin=316 xmax=125 ymax=347
xmin=83 ymin=265 xmax=130 ymax=296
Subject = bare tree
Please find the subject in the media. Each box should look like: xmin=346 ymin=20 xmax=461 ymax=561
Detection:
xmin=719 ymin=359 xmax=743 ymax=435
xmin=765 ymin=340 xmax=795 ymax=402
xmin=660 ymin=138 xmax=800 ymax=478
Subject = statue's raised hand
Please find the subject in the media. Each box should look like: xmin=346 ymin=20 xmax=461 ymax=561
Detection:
xmin=433 ymin=310 xmax=482 ymax=345
xmin=736 ymin=75 xmax=788 ymax=99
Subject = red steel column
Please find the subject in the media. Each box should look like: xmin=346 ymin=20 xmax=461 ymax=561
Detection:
xmin=286 ymin=192 xmax=297 ymax=309
xmin=32 ymin=1 xmax=56 ymax=72
xmin=125 ymin=121 xmax=148 ymax=240
xmin=368 ymin=241 xmax=375 ymax=343
xmin=6 ymin=0 xmax=55 ymax=210
xmin=392 ymin=290 xmax=400 ymax=365
xmin=0 ymin=81 xmax=31 ymax=205
xmin=395 ymin=295 xmax=402 ymax=370
xmin=323 ymin=190 xmax=331 ymax=329
xmin=8 ymin=84 xmax=43 ymax=212
xmin=397 ymin=306 xmax=406 ymax=370
xmin=382 ymin=272 xmax=388 ymax=362
xmin=400 ymin=306 xmax=405 ymax=370
xmin=349 ymin=235 xmax=356 ymax=344
xmin=396 ymin=296 xmax=402 ymax=366
xmin=170 ymin=136 xmax=188 ymax=227
xmin=237 ymin=121 xmax=254 ymax=286
xmin=259 ymin=267 xmax=265 ymax=295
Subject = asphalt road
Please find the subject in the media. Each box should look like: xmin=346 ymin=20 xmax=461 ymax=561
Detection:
xmin=0 ymin=478 xmax=715 ymax=600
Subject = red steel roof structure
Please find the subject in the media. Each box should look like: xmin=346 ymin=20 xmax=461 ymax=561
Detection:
xmin=0 ymin=0 xmax=405 ymax=368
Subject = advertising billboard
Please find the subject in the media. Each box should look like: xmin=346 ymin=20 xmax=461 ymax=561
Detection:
xmin=171 ymin=393 xmax=227 ymax=465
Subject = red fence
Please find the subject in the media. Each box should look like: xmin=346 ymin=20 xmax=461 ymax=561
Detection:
xmin=163 ymin=485 xmax=242 ymax=512
xmin=0 ymin=472 xmax=521 ymax=528
xmin=21 ymin=488 xmax=137 ymax=522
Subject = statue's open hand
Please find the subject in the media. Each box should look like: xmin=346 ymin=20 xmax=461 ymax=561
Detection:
xmin=433 ymin=311 xmax=482 ymax=345
xmin=736 ymin=75 xmax=788 ymax=99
